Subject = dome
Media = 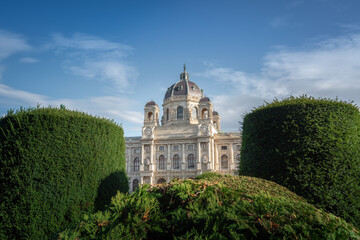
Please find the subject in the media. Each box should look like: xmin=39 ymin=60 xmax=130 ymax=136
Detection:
xmin=145 ymin=101 xmax=156 ymax=107
xmin=200 ymin=97 xmax=210 ymax=102
xmin=164 ymin=66 xmax=202 ymax=100
xmin=213 ymin=111 xmax=219 ymax=116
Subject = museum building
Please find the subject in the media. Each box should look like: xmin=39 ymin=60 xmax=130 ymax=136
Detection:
xmin=125 ymin=66 xmax=242 ymax=191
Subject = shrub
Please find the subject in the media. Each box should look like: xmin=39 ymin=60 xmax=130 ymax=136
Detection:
xmin=195 ymin=172 xmax=225 ymax=180
xmin=239 ymin=96 xmax=360 ymax=226
xmin=59 ymin=175 xmax=360 ymax=239
xmin=0 ymin=107 xmax=128 ymax=239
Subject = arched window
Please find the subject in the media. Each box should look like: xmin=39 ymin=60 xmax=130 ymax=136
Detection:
xmin=159 ymin=155 xmax=165 ymax=170
xmin=213 ymin=121 xmax=217 ymax=129
xmin=177 ymin=106 xmax=183 ymax=119
xmin=188 ymin=154 xmax=195 ymax=169
xmin=173 ymin=154 xmax=180 ymax=169
xmin=221 ymin=155 xmax=229 ymax=170
xmin=166 ymin=108 xmax=169 ymax=121
xmin=157 ymin=178 xmax=166 ymax=184
xmin=202 ymin=109 xmax=209 ymax=119
xmin=134 ymin=157 xmax=140 ymax=171
xmin=133 ymin=179 xmax=139 ymax=191
xmin=147 ymin=112 xmax=153 ymax=121
xmin=192 ymin=107 xmax=198 ymax=120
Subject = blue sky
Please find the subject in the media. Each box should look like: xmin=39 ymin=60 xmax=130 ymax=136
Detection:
xmin=1 ymin=0 xmax=360 ymax=136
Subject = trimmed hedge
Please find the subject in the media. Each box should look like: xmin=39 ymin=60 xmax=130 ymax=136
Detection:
xmin=239 ymin=96 xmax=360 ymax=226
xmin=0 ymin=107 xmax=128 ymax=239
xmin=59 ymin=175 xmax=360 ymax=239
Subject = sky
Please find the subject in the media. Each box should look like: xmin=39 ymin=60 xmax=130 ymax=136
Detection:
xmin=1 ymin=0 xmax=360 ymax=136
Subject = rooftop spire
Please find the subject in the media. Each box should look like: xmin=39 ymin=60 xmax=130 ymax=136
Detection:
xmin=180 ymin=64 xmax=189 ymax=81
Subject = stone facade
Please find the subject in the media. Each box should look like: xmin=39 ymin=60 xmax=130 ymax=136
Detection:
xmin=125 ymin=66 xmax=242 ymax=191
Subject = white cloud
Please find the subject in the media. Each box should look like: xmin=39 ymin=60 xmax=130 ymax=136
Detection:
xmin=68 ymin=61 xmax=137 ymax=91
xmin=51 ymin=33 xmax=131 ymax=53
xmin=202 ymin=33 xmax=360 ymax=132
xmin=49 ymin=33 xmax=137 ymax=92
xmin=19 ymin=57 xmax=39 ymax=63
xmin=0 ymin=84 xmax=48 ymax=105
xmin=0 ymin=30 xmax=31 ymax=61
xmin=0 ymin=83 xmax=143 ymax=135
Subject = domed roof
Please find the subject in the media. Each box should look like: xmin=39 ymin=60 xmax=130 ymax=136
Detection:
xmin=213 ymin=111 xmax=219 ymax=115
xmin=200 ymin=97 xmax=210 ymax=102
xmin=164 ymin=66 xmax=202 ymax=100
xmin=145 ymin=101 xmax=157 ymax=107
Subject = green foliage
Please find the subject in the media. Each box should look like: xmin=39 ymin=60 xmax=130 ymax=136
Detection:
xmin=195 ymin=172 xmax=226 ymax=180
xmin=59 ymin=175 xmax=360 ymax=240
xmin=239 ymin=95 xmax=360 ymax=226
xmin=0 ymin=106 xmax=128 ymax=239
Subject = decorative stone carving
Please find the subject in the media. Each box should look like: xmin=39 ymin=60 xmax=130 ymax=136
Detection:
xmin=202 ymin=155 xmax=208 ymax=163
xmin=145 ymin=127 xmax=152 ymax=136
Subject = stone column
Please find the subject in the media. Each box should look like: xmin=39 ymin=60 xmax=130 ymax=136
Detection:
xmin=167 ymin=144 xmax=171 ymax=170
xmin=230 ymin=143 xmax=234 ymax=170
xmin=181 ymin=143 xmax=186 ymax=170
xmin=140 ymin=145 xmax=144 ymax=171
xmin=207 ymin=141 xmax=212 ymax=170
xmin=197 ymin=141 xmax=201 ymax=170
xmin=214 ymin=141 xmax=218 ymax=170
xmin=150 ymin=142 xmax=154 ymax=172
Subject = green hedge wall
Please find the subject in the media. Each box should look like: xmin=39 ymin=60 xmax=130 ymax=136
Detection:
xmin=239 ymin=96 xmax=360 ymax=226
xmin=0 ymin=107 xmax=128 ymax=239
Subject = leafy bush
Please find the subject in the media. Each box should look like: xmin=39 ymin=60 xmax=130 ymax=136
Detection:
xmin=239 ymin=96 xmax=360 ymax=226
xmin=195 ymin=172 xmax=226 ymax=180
xmin=59 ymin=175 xmax=359 ymax=239
xmin=0 ymin=107 xmax=128 ymax=239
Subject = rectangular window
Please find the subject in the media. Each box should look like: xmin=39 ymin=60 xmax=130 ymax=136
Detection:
xmin=188 ymin=145 xmax=194 ymax=150
xmin=173 ymin=145 xmax=179 ymax=151
xmin=221 ymin=146 xmax=227 ymax=150
xmin=159 ymin=146 xmax=165 ymax=151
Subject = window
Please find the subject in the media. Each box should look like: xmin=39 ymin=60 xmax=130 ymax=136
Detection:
xmin=166 ymin=108 xmax=169 ymax=121
xmin=147 ymin=112 xmax=153 ymax=121
xmin=188 ymin=154 xmax=195 ymax=169
xmin=177 ymin=106 xmax=183 ymax=119
xmin=159 ymin=146 xmax=165 ymax=151
xmin=159 ymin=155 xmax=165 ymax=170
xmin=134 ymin=148 xmax=140 ymax=154
xmin=173 ymin=145 xmax=179 ymax=151
xmin=192 ymin=107 xmax=198 ymax=120
xmin=157 ymin=178 xmax=166 ymax=184
xmin=221 ymin=146 xmax=227 ymax=150
xmin=173 ymin=154 xmax=180 ymax=169
xmin=221 ymin=155 xmax=229 ymax=170
xmin=175 ymin=85 xmax=182 ymax=91
xmin=202 ymin=109 xmax=209 ymax=119
xmin=133 ymin=179 xmax=139 ymax=191
xmin=188 ymin=145 xmax=194 ymax=150
xmin=133 ymin=157 xmax=140 ymax=172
